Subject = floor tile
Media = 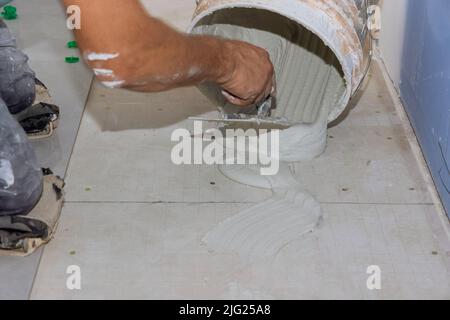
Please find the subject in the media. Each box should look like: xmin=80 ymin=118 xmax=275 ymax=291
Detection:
xmin=0 ymin=0 xmax=92 ymax=300
xmin=293 ymin=65 xmax=433 ymax=205
xmin=31 ymin=203 xmax=450 ymax=299
xmin=63 ymin=83 xmax=272 ymax=204
xmin=8 ymin=0 xmax=93 ymax=176
xmin=23 ymin=0 xmax=450 ymax=300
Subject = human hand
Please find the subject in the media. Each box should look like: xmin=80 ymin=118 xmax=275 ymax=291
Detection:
xmin=218 ymin=40 xmax=275 ymax=106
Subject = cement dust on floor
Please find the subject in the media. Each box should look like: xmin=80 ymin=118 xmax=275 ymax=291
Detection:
xmin=31 ymin=61 xmax=450 ymax=299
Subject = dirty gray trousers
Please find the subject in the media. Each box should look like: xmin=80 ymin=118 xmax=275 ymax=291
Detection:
xmin=0 ymin=18 xmax=42 ymax=216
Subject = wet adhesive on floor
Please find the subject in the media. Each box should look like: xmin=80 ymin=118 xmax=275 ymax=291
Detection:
xmin=203 ymin=163 xmax=323 ymax=261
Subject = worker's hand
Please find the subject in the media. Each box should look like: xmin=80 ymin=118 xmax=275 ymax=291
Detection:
xmin=218 ymin=40 xmax=275 ymax=106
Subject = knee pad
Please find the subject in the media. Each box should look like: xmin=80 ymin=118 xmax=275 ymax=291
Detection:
xmin=0 ymin=160 xmax=43 ymax=216
xmin=0 ymin=101 xmax=42 ymax=216
xmin=5 ymin=76 xmax=36 ymax=114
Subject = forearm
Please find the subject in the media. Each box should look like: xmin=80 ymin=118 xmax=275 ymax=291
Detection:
xmin=63 ymin=0 xmax=232 ymax=91
xmin=118 ymin=32 xmax=232 ymax=92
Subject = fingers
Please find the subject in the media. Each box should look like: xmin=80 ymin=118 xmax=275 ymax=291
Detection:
xmin=219 ymin=40 xmax=275 ymax=107
xmin=222 ymin=90 xmax=255 ymax=106
xmin=255 ymin=73 xmax=275 ymax=105
xmin=256 ymin=62 xmax=275 ymax=104
xmin=222 ymin=72 xmax=274 ymax=106
xmin=255 ymin=89 xmax=269 ymax=106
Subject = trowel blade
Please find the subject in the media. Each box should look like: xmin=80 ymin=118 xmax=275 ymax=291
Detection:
xmin=189 ymin=116 xmax=294 ymax=129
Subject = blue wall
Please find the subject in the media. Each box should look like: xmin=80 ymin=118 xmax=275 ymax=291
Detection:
xmin=400 ymin=0 xmax=450 ymax=216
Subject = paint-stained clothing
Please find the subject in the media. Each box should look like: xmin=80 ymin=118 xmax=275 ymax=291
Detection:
xmin=0 ymin=19 xmax=42 ymax=216
xmin=0 ymin=99 xmax=43 ymax=215
xmin=0 ymin=19 xmax=36 ymax=114
xmin=0 ymin=0 xmax=13 ymax=8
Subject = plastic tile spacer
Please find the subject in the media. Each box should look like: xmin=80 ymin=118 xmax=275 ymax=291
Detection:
xmin=1 ymin=5 xmax=17 ymax=20
xmin=65 ymin=56 xmax=80 ymax=63
xmin=67 ymin=40 xmax=78 ymax=48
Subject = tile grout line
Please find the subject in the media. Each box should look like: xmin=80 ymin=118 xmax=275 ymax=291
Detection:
xmin=61 ymin=76 xmax=96 ymax=180
xmin=63 ymin=200 xmax=435 ymax=206
xmin=27 ymin=75 xmax=96 ymax=300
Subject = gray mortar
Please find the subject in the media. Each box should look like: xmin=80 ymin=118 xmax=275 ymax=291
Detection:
xmin=192 ymin=8 xmax=346 ymax=124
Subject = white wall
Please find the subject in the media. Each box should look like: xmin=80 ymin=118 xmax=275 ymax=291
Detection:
xmin=378 ymin=0 xmax=408 ymax=86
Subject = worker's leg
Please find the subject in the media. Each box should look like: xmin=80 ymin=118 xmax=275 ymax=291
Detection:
xmin=0 ymin=19 xmax=59 ymax=139
xmin=0 ymin=19 xmax=36 ymax=114
xmin=0 ymin=98 xmax=42 ymax=216
xmin=0 ymin=21 xmax=63 ymax=255
xmin=0 ymin=97 xmax=64 ymax=256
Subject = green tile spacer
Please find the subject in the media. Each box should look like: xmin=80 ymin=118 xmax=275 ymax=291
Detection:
xmin=1 ymin=5 xmax=18 ymax=20
xmin=67 ymin=40 xmax=78 ymax=48
xmin=65 ymin=56 xmax=80 ymax=64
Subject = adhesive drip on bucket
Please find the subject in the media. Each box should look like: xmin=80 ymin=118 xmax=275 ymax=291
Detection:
xmin=193 ymin=8 xmax=348 ymax=260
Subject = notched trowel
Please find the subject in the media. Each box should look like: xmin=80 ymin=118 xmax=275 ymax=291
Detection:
xmin=190 ymin=95 xmax=295 ymax=129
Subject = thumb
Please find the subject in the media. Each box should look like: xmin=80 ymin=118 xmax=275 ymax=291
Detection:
xmin=222 ymin=90 xmax=252 ymax=107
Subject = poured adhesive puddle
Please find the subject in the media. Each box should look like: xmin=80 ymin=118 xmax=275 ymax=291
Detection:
xmin=204 ymin=163 xmax=322 ymax=261
xmin=202 ymin=89 xmax=329 ymax=260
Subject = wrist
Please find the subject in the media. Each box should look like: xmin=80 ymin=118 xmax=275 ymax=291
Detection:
xmin=203 ymin=37 xmax=235 ymax=85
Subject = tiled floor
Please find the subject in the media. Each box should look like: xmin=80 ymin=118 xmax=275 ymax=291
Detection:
xmin=3 ymin=0 xmax=450 ymax=300
xmin=11 ymin=1 xmax=93 ymax=176
xmin=31 ymin=202 xmax=450 ymax=299
xmin=0 ymin=0 xmax=92 ymax=299
xmin=30 ymin=61 xmax=450 ymax=299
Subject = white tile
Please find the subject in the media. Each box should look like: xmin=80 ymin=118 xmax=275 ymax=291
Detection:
xmin=63 ymin=82 xmax=272 ymax=204
xmin=8 ymin=0 xmax=93 ymax=176
xmin=0 ymin=0 xmax=92 ymax=300
xmin=294 ymin=66 xmax=432 ymax=205
xmin=31 ymin=203 xmax=450 ymax=299
xmin=27 ymin=0 xmax=450 ymax=300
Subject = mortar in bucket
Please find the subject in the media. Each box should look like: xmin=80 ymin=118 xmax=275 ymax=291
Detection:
xmin=188 ymin=0 xmax=375 ymax=162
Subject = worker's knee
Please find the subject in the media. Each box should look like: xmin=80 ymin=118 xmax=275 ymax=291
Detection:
xmin=3 ymin=74 xmax=36 ymax=114
xmin=0 ymin=18 xmax=16 ymax=48
xmin=0 ymin=162 xmax=43 ymax=216
xmin=0 ymin=100 xmax=42 ymax=216
xmin=0 ymin=47 xmax=36 ymax=114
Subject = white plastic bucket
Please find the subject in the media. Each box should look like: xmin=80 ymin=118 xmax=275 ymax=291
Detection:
xmin=189 ymin=0 xmax=370 ymax=121
xmin=188 ymin=0 xmax=371 ymax=161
